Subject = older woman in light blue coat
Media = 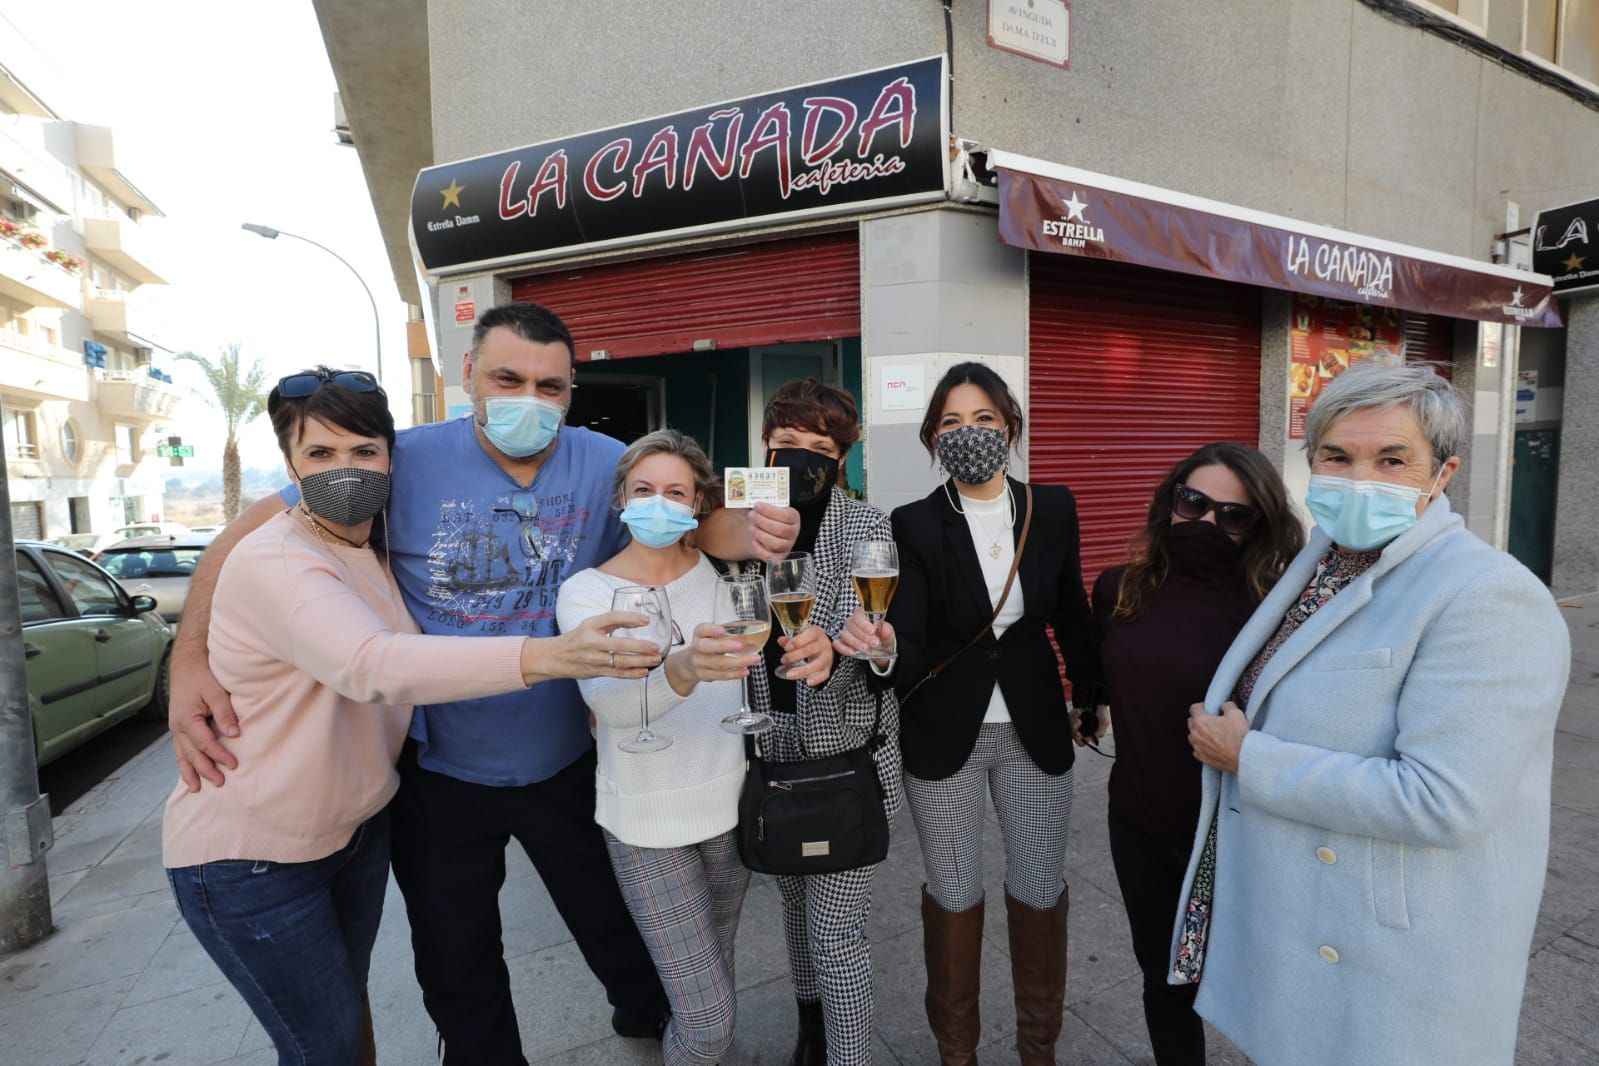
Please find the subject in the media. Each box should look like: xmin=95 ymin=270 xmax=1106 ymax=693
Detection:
xmin=1172 ymin=363 xmax=1570 ymax=1066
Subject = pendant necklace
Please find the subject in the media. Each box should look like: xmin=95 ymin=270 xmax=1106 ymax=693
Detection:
xmin=945 ymin=482 xmax=1015 ymax=559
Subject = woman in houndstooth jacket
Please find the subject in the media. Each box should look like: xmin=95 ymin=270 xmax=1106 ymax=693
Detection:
xmin=728 ymin=378 xmax=902 ymax=1066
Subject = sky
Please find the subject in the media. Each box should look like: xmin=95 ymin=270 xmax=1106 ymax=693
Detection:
xmin=1 ymin=0 xmax=413 ymax=474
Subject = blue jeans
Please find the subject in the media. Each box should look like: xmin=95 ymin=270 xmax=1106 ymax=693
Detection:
xmin=167 ymin=810 xmax=390 ymax=1065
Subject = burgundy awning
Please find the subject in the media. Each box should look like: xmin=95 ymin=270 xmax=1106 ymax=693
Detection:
xmin=990 ymin=151 xmax=1561 ymax=328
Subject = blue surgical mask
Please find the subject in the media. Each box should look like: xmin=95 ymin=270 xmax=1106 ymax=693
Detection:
xmin=1306 ymin=471 xmax=1442 ymax=551
xmin=480 ymin=396 xmax=564 ymax=458
xmin=620 ymin=494 xmax=699 ymax=548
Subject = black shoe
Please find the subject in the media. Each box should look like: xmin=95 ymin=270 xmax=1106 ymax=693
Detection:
xmin=791 ymin=998 xmax=826 ymax=1065
xmin=611 ymin=1006 xmax=670 ymax=1041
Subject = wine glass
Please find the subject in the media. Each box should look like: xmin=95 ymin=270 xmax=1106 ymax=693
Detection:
xmin=766 ymin=552 xmax=817 ymax=681
xmin=848 ymin=541 xmax=899 ymax=662
xmin=612 ymin=585 xmax=674 ymax=753
xmin=715 ymin=573 xmax=774 ymax=735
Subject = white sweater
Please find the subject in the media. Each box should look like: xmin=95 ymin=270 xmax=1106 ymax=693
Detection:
xmin=555 ymin=553 xmax=745 ymax=849
xmin=959 ymin=488 xmax=1025 ymax=724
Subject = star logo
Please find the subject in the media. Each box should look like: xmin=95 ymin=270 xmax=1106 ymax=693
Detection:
xmin=1061 ymin=191 xmax=1089 ymax=223
xmin=440 ymin=179 xmax=465 ymax=210
xmin=1563 ymin=252 xmax=1587 ymax=272
xmin=1510 ymin=287 xmax=1525 ymax=307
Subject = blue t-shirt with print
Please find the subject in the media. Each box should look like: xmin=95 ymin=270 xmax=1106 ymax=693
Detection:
xmin=284 ymin=417 xmax=627 ymax=786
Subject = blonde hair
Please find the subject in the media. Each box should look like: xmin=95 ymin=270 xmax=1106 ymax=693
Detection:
xmin=612 ymin=429 xmax=723 ymax=545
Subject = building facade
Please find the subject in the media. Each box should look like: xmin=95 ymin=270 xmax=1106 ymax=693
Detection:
xmin=0 ymin=39 xmax=184 ymax=542
xmin=315 ymin=0 xmax=1599 ymax=592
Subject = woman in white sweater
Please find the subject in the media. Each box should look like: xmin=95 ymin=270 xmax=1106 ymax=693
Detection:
xmin=556 ymin=429 xmax=834 ymax=1066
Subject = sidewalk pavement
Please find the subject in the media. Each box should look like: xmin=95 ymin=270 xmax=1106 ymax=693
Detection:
xmin=5 ymin=600 xmax=1599 ymax=1065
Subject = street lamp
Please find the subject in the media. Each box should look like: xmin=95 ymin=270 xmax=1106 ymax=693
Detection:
xmin=241 ymin=223 xmax=383 ymax=385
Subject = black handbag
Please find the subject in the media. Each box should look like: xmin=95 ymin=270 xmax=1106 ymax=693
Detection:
xmin=736 ymin=690 xmax=890 ymax=876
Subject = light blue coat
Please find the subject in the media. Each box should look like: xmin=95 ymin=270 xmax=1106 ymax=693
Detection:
xmin=1168 ymin=497 xmax=1570 ymax=1066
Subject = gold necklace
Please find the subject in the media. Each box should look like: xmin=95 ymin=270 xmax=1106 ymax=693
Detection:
xmin=298 ymin=503 xmax=367 ymax=548
xmin=945 ymin=482 xmax=1015 ymax=559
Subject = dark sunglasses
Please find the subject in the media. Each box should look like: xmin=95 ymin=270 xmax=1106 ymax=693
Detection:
xmin=277 ymin=369 xmax=382 ymax=398
xmin=1173 ymin=484 xmax=1262 ymax=536
xmin=492 ymin=489 xmax=545 ymax=559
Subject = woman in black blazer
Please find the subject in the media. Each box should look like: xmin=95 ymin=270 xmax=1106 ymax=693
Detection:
xmin=837 ymin=362 xmax=1103 ymax=1066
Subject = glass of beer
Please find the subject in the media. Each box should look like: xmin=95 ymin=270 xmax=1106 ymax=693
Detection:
xmin=849 ymin=540 xmax=899 ymax=661
xmin=715 ymin=573 xmax=775 ymax=735
xmin=612 ymin=585 xmax=675 ymax=753
xmin=766 ymin=552 xmax=817 ymax=680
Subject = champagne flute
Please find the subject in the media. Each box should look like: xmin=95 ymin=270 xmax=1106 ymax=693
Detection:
xmin=715 ymin=573 xmax=774 ymax=735
xmin=612 ymin=585 xmax=674 ymax=753
xmin=849 ymin=540 xmax=899 ymax=661
xmin=766 ymin=551 xmax=817 ymax=681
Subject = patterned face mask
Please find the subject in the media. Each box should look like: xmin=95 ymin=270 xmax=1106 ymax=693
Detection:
xmin=936 ymin=425 xmax=1010 ymax=485
xmin=297 ymin=466 xmax=391 ymax=526
xmin=766 ymin=447 xmax=841 ymax=507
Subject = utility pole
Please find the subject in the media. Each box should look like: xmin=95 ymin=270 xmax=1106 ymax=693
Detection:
xmin=0 ymin=410 xmax=52 ymax=954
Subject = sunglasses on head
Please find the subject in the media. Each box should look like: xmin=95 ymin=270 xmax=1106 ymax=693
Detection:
xmin=1172 ymin=484 xmax=1262 ymax=536
xmin=277 ymin=369 xmax=382 ymax=398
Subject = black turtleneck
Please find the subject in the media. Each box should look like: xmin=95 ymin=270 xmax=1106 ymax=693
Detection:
xmin=1091 ymin=520 xmax=1258 ymax=848
xmin=762 ymin=493 xmax=831 ymax=714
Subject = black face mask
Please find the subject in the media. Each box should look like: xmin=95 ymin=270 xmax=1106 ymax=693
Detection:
xmin=767 ymin=447 xmax=840 ymax=508
xmin=1165 ymin=518 xmax=1244 ymax=573
xmin=295 ymin=465 xmax=391 ymax=526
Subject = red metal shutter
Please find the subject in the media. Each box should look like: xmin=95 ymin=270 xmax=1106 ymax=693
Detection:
xmin=1029 ymin=254 xmax=1263 ymax=584
xmin=509 ymin=232 xmax=860 ymax=361
xmin=1402 ymin=312 xmax=1456 ymax=380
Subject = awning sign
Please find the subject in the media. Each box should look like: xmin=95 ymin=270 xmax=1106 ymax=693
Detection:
xmin=996 ymin=163 xmax=1561 ymax=327
xmin=412 ymin=57 xmax=948 ymax=274
xmin=1532 ymin=198 xmax=1599 ymax=296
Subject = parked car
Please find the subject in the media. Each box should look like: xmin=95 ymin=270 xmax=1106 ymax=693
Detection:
xmin=46 ymin=533 xmax=122 ymax=558
xmin=16 ymin=541 xmax=172 ymax=768
xmin=188 ymin=525 xmax=224 ymax=536
xmin=95 ymin=534 xmax=214 ymax=625
xmin=112 ymin=521 xmax=191 ymax=541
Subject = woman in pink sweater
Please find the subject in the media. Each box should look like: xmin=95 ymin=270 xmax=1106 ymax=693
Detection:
xmin=162 ymin=368 xmax=660 ymax=1066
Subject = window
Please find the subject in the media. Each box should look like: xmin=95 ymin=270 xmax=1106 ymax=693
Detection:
xmin=4 ymin=407 xmax=38 ymax=460
xmin=15 ymin=554 xmax=67 ymax=624
xmin=60 ymin=421 xmax=79 ymax=463
xmin=1527 ymin=0 xmax=1599 ymax=83
xmin=115 ymin=423 xmax=137 ymax=464
xmin=68 ymin=496 xmax=89 ymax=533
xmin=42 ymin=325 xmax=58 ymax=349
xmin=43 ymin=550 xmax=125 ymax=617
xmin=99 ymin=546 xmax=205 ymax=579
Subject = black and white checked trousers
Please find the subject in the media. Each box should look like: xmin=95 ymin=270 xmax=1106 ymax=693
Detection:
xmin=604 ymin=830 xmax=750 ymax=1066
xmin=905 ymin=721 xmax=1073 ymax=912
xmin=776 ymin=860 xmax=881 ymax=1065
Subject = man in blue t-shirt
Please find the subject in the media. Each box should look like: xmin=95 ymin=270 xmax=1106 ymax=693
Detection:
xmin=169 ymin=303 xmax=799 ymax=1063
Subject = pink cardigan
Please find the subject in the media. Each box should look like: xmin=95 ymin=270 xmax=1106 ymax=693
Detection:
xmin=163 ymin=511 xmax=527 ymax=867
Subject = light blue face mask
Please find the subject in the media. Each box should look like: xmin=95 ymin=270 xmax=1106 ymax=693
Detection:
xmin=1306 ymin=471 xmax=1442 ymax=551
xmin=620 ymin=494 xmax=699 ymax=548
xmin=480 ymin=396 xmax=564 ymax=458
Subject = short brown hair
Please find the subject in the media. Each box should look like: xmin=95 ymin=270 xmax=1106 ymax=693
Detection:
xmin=918 ymin=362 xmax=1025 ymax=457
xmin=761 ymin=378 xmax=861 ymax=454
xmin=268 ymin=366 xmax=395 ymax=456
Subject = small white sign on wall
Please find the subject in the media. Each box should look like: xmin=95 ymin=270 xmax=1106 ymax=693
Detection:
xmin=1515 ymin=370 xmax=1539 ymax=424
xmin=879 ymin=363 xmax=927 ymax=411
xmin=987 ymin=0 xmax=1071 ymax=69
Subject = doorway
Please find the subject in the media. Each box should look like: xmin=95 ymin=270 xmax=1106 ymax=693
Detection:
xmin=567 ymin=372 xmax=664 ymax=445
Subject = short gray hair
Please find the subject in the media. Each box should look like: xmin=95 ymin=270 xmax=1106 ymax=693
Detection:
xmin=1303 ymin=362 xmax=1467 ymax=469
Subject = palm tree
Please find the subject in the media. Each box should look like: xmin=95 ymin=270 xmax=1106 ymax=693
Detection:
xmin=178 ymin=343 xmax=269 ymax=522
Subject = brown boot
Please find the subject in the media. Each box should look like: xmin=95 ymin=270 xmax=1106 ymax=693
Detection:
xmin=1005 ymin=887 xmax=1068 ymax=1066
xmin=922 ymin=886 xmax=984 ymax=1066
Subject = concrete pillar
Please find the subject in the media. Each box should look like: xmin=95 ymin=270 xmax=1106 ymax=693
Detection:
xmin=859 ymin=208 xmax=1028 ymax=514
xmin=431 ymin=272 xmax=506 ymax=417
xmin=1552 ymin=295 xmax=1599 ymax=595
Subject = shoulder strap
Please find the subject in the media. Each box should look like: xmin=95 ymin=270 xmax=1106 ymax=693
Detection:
xmin=926 ymin=482 xmax=1033 ymax=680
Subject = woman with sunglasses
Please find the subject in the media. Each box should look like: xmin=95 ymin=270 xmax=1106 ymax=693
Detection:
xmin=1087 ymin=442 xmax=1302 ymax=1065
xmin=556 ymin=429 xmax=832 ymax=1065
xmin=163 ymin=368 xmax=661 ymax=1066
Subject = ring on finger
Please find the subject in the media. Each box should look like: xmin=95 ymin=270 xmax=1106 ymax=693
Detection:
xmin=609 ymin=651 xmax=615 ymax=668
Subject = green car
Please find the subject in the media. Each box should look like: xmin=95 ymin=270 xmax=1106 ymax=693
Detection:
xmin=15 ymin=541 xmax=173 ymax=768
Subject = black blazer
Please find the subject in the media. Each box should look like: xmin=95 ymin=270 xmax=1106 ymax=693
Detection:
xmin=887 ymin=477 xmax=1104 ymax=781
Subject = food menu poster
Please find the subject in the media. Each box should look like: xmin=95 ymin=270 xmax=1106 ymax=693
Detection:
xmin=1288 ymin=295 xmax=1404 ymax=440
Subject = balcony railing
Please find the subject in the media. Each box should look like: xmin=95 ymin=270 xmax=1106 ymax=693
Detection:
xmin=0 ymin=237 xmax=82 ymax=310
xmin=0 ymin=334 xmax=91 ymax=403
xmin=95 ymin=368 xmax=184 ymax=422
xmin=83 ymin=216 xmax=166 ymax=286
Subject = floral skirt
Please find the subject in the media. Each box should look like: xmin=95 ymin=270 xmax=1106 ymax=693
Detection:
xmin=1172 ymin=817 xmax=1217 ymax=985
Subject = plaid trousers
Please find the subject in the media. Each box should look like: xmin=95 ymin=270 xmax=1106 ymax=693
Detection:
xmin=905 ymin=721 xmax=1074 ymax=912
xmin=604 ymin=830 xmax=750 ymax=1066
